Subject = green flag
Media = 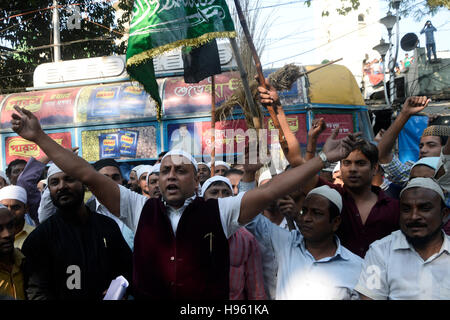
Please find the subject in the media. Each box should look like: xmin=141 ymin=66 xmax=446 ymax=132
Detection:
xmin=126 ymin=0 xmax=236 ymax=120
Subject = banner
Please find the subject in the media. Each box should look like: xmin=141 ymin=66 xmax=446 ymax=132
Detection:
xmin=1 ymin=88 xmax=80 ymax=128
xmin=5 ymin=132 xmax=72 ymax=163
xmin=119 ymin=130 xmax=139 ymax=158
xmin=313 ymin=113 xmax=355 ymax=145
xmin=81 ymin=125 xmax=157 ymax=162
xmin=166 ymin=114 xmax=308 ymax=157
xmin=126 ymin=0 xmax=236 ymax=120
xmin=76 ymin=82 xmax=158 ymax=123
xmin=99 ymin=133 xmax=120 ymax=159
xmin=163 ymin=72 xmax=241 ymax=115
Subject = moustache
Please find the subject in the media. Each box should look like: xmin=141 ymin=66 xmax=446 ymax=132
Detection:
xmin=56 ymin=191 xmax=73 ymax=198
xmin=406 ymin=222 xmax=427 ymax=228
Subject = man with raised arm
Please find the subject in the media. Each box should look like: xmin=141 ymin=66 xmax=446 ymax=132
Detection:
xmin=11 ymin=105 xmax=359 ymax=300
xmin=376 ymin=96 xmax=448 ymax=187
xmin=258 ymin=82 xmax=403 ymax=258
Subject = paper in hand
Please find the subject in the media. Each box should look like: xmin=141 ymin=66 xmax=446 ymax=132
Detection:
xmin=103 ymin=275 xmax=129 ymax=300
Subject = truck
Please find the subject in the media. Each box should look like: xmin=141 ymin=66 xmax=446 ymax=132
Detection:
xmin=0 ymin=43 xmax=373 ymax=177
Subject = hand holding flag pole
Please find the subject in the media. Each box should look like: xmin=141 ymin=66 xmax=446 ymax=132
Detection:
xmin=232 ymin=0 xmax=289 ymax=154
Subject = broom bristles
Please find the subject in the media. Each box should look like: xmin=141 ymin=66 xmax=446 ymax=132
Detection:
xmin=215 ymin=64 xmax=304 ymax=128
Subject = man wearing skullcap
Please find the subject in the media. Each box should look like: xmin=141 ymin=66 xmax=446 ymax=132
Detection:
xmin=247 ymin=184 xmax=363 ymax=299
xmin=197 ymin=162 xmax=211 ymax=186
xmin=20 ymin=163 xmax=132 ymax=300
xmin=356 ymin=178 xmax=450 ymax=300
xmin=38 ymin=159 xmax=135 ymax=250
xmin=409 ymin=156 xmax=440 ymax=179
xmin=0 ymin=185 xmax=34 ymax=249
xmin=146 ymin=164 xmax=161 ymax=199
xmin=11 ymin=93 xmax=361 ymax=300
xmin=127 ymin=165 xmax=142 ymax=193
xmin=135 ymin=165 xmax=153 ymax=198
xmin=202 ymin=176 xmax=266 ymax=300
xmin=377 ymin=96 xmax=448 ymax=187
xmin=0 ymin=205 xmax=25 ymax=300
xmin=208 ymin=161 xmax=231 ymax=176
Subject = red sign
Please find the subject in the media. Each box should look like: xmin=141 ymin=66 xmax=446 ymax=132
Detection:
xmin=5 ymin=132 xmax=72 ymax=163
xmin=167 ymin=113 xmax=308 ymax=157
xmin=264 ymin=114 xmax=308 ymax=145
xmin=314 ymin=113 xmax=354 ymax=144
xmin=1 ymin=88 xmax=80 ymax=128
xmin=163 ymin=71 xmax=242 ymax=115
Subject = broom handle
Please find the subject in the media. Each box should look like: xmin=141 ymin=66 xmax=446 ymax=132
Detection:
xmin=233 ymin=0 xmax=288 ymax=153
xmin=229 ymin=37 xmax=261 ymax=130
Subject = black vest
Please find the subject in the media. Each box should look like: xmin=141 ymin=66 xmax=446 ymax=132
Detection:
xmin=132 ymin=197 xmax=229 ymax=300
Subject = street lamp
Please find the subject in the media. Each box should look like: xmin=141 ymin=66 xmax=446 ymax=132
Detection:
xmin=373 ymin=38 xmax=390 ymax=57
xmin=380 ymin=12 xmax=396 ymax=35
xmin=373 ymin=38 xmax=391 ymax=108
xmin=378 ymin=0 xmax=402 ymax=108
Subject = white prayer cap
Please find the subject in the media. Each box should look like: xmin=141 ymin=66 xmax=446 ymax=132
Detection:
xmin=400 ymin=177 xmax=445 ymax=202
xmin=146 ymin=164 xmax=161 ymax=186
xmin=0 ymin=170 xmax=10 ymax=185
xmin=136 ymin=165 xmax=153 ymax=180
xmin=201 ymin=176 xmax=233 ymax=196
xmin=258 ymin=168 xmax=283 ymax=185
xmin=207 ymin=161 xmax=231 ymax=170
xmin=332 ymin=162 xmax=341 ymax=174
xmin=0 ymin=185 xmax=27 ymax=204
xmin=162 ymin=149 xmax=198 ymax=171
xmin=47 ymin=163 xmax=63 ymax=179
xmin=151 ymin=163 xmax=161 ymax=174
xmin=307 ymin=185 xmax=343 ymax=213
xmin=197 ymin=162 xmax=210 ymax=169
xmin=131 ymin=164 xmax=144 ymax=173
xmin=411 ymin=157 xmax=440 ymax=171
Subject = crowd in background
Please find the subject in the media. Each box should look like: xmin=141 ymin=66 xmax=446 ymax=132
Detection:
xmin=0 ymin=85 xmax=449 ymax=301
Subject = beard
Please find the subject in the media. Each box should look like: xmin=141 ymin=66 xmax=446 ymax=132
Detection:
xmin=402 ymin=223 xmax=443 ymax=248
xmin=51 ymin=188 xmax=85 ymax=211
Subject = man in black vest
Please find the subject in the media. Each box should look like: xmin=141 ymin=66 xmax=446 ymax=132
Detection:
xmin=11 ymin=104 xmax=360 ymax=300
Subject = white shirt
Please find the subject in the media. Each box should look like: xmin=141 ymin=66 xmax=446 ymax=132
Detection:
xmin=94 ymin=199 xmax=135 ymax=250
xmin=118 ymin=185 xmax=244 ymax=238
xmin=248 ymin=214 xmax=363 ymax=300
xmin=355 ymin=230 xmax=450 ymax=300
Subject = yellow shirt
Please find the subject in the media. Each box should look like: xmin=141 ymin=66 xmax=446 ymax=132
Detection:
xmin=0 ymin=249 xmax=25 ymax=300
xmin=14 ymin=223 xmax=35 ymax=250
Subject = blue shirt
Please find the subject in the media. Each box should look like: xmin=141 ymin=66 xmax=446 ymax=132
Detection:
xmin=421 ymin=26 xmax=437 ymax=44
xmin=248 ymin=213 xmax=363 ymax=300
xmin=240 ymin=180 xmax=278 ymax=300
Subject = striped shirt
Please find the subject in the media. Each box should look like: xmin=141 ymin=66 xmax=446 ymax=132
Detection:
xmin=380 ymin=155 xmax=414 ymax=186
xmin=229 ymin=227 xmax=267 ymax=300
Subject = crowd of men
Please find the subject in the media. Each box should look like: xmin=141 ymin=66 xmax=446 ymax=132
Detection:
xmin=0 ymin=80 xmax=448 ymax=301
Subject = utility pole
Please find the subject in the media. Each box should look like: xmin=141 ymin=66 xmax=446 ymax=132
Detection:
xmin=53 ymin=0 xmax=61 ymax=61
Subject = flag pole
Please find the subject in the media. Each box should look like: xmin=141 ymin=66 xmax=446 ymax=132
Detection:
xmin=232 ymin=0 xmax=288 ymax=154
xmin=210 ymin=75 xmax=216 ymax=177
